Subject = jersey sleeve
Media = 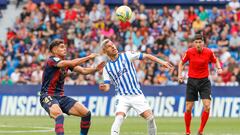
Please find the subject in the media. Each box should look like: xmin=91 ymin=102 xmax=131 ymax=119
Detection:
xmin=103 ymin=67 xmax=111 ymax=84
xmin=209 ymin=50 xmax=217 ymax=63
xmin=181 ymin=50 xmax=189 ymax=64
xmin=125 ymin=51 xmax=143 ymax=61
xmin=48 ymin=57 xmax=61 ymax=67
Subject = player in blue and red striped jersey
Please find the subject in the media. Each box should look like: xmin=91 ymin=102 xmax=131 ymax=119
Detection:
xmin=178 ymin=34 xmax=222 ymax=135
xmin=40 ymin=39 xmax=105 ymax=135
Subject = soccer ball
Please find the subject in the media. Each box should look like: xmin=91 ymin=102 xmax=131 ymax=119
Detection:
xmin=115 ymin=5 xmax=132 ymax=22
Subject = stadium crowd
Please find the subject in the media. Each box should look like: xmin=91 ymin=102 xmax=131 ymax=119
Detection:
xmin=0 ymin=0 xmax=239 ymax=86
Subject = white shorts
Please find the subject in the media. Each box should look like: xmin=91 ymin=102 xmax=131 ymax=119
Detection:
xmin=115 ymin=94 xmax=151 ymax=115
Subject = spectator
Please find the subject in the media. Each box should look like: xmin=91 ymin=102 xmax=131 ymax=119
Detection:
xmin=192 ymin=17 xmax=205 ymax=32
xmin=188 ymin=6 xmax=197 ymax=23
xmin=25 ymin=0 xmax=37 ymax=12
xmin=65 ymin=6 xmax=77 ymax=21
xmin=82 ymin=0 xmax=94 ymax=13
xmin=89 ymin=4 xmax=101 ymax=23
xmin=73 ymin=0 xmax=81 ymax=10
xmin=101 ymin=24 xmax=114 ymax=38
xmin=172 ymin=5 xmax=184 ymax=24
xmin=209 ymin=7 xmax=219 ymax=23
xmin=169 ymin=48 xmax=181 ymax=66
xmin=228 ymin=0 xmax=240 ymax=13
xmin=198 ymin=6 xmax=209 ymax=22
xmin=49 ymin=0 xmax=62 ymax=17
xmin=229 ymin=31 xmax=240 ymax=52
xmin=219 ymin=47 xmax=231 ymax=64
xmin=217 ymin=32 xmax=229 ymax=47
xmin=220 ymin=67 xmax=232 ymax=83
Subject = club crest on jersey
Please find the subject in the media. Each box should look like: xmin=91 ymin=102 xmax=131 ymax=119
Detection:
xmin=53 ymin=57 xmax=60 ymax=62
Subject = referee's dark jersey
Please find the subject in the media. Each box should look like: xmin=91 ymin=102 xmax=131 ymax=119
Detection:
xmin=182 ymin=47 xmax=217 ymax=79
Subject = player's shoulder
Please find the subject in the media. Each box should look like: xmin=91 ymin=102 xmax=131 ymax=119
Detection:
xmin=186 ymin=47 xmax=195 ymax=53
xmin=203 ymin=47 xmax=213 ymax=53
xmin=46 ymin=56 xmax=61 ymax=66
xmin=51 ymin=56 xmax=61 ymax=62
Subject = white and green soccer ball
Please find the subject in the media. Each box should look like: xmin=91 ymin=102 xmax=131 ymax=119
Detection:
xmin=115 ymin=5 xmax=132 ymax=22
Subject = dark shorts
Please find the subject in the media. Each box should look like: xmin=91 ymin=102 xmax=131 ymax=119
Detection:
xmin=40 ymin=94 xmax=77 ymax=115
xmin=186 ymin=77 xmax=211 ymax=101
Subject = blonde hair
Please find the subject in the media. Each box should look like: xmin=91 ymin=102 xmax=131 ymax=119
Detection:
xmin=100 ymin=39 xmax=111 ymax=50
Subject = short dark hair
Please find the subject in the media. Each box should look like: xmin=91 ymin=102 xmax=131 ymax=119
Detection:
xmin=49 ymin=39 xmax=64 ymax=52
xmin=194 ymin=34 xmax=204 ymax=41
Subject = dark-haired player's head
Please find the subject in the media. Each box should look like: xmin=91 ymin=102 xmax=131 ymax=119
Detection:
xmin=193 ymin=34 xmax=204 ymax=53
xmin=49 ymin=39 xmax=66 ymax=57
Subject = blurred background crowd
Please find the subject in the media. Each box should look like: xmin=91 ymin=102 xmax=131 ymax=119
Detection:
xmin=0 ymin=0 xmax=239 ymax=86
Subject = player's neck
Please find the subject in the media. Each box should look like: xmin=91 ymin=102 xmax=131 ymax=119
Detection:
xmin=196 ymin=47 xmax=203 ymax=53
xmin=53 ymin=54 xmax=64 ymax=60
xmin=109 ymin=53 xmax=118 ymax=61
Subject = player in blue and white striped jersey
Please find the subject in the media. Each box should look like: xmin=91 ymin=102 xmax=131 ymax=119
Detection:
xmin=99 ymin=39 xmax=173 ymax=135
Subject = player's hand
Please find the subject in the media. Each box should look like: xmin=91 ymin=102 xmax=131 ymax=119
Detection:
xmin=89 ymin=53 xmax=99 ymax=59
xmin=99 ymin=83 xmax=107 ymax=91
xmin=96 ymin=61 xmax=106 ymax=71
xmin=178 ymin=75 xmax=184 ymax=84
xmin=217 ymin=68 xmax=223 ymax=74
xmin=163 ymin=62 xmax=174 ymax=70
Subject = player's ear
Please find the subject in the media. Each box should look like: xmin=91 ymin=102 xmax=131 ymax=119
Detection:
xmin=102 ymin=48 xmax=106 ymax=54
xmin=52 ymin=47 xmax=57 ymax=54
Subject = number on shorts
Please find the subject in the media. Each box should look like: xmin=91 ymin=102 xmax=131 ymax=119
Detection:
xmin=43 ymin=96 xmax=53 ymax=104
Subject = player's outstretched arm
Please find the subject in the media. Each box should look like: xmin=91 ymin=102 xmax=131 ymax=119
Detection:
xmin=57 ymin=53 xmax=98 ymax=68
xmin=73 ymin=61 xmax=106 ymax=75
xmin=178 ymin=61 xmax=184 ymax=84
xmin=99 ymin=83 xmax=110 ymax=92
xmin=142 ymin=53 xmax=174 ymax=70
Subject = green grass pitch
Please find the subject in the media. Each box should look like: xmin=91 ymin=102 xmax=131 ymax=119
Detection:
xmin=0 ymin=116 xmax=239 ymax=135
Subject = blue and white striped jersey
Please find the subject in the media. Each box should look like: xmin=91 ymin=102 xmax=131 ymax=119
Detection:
xmin=103 ymin=51 xmax=143 ymax=95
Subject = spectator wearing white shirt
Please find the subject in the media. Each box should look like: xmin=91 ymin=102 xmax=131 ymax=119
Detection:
xmin=172 ymin=5 xmax=184 ymax=25
xmin=89 ymin=4 xmax=101 ymax=23
xmin=10 ymin=68 xmax=21 ymax=83
xmin=31 ymin=66 xmax=43 ymax=84
xmin=229 ymin=32 xmax=240 ymax=51
xmin=220 ymin=47 xmax=231 ymax=64
xmin=228 ymin=0 xmax=240 ymax=13
xmin=169 ymin=48 xmax=181 ymax=66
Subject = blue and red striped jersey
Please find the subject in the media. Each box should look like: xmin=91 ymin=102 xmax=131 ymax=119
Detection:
xmin=41 ymin=56 xmax=70 ymax=96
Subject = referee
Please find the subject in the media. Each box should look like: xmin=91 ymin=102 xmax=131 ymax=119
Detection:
xmin=178 ymin=34 xmax=222 ymax=135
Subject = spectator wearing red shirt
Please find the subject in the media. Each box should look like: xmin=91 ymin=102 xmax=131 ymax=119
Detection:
xmin=221 ymin=67 xmax=232 ymax=83
xmin=50 ymin=0 xmax=62 ymax=17
xmin=178 ymin=34 xmax=222 ymax=135
xmin=188 ymin=6 xmax=197 ymax=23
xmin=65 ymin=8 xmax=77 ymax=21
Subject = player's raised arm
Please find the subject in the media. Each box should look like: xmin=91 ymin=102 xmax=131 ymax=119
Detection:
xmin=48 ymin=39 xmax=98 ymax=68
xmin=142 ymin=53 xmax=174 ymax=70
xmin=73 ymin=61 xmax=106 ymax=75
xmin=57 ymin=53 xmax=98 ymax=68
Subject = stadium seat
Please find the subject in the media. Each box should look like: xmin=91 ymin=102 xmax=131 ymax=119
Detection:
xmin=0 ymin=0 xmax=9 ymax=9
